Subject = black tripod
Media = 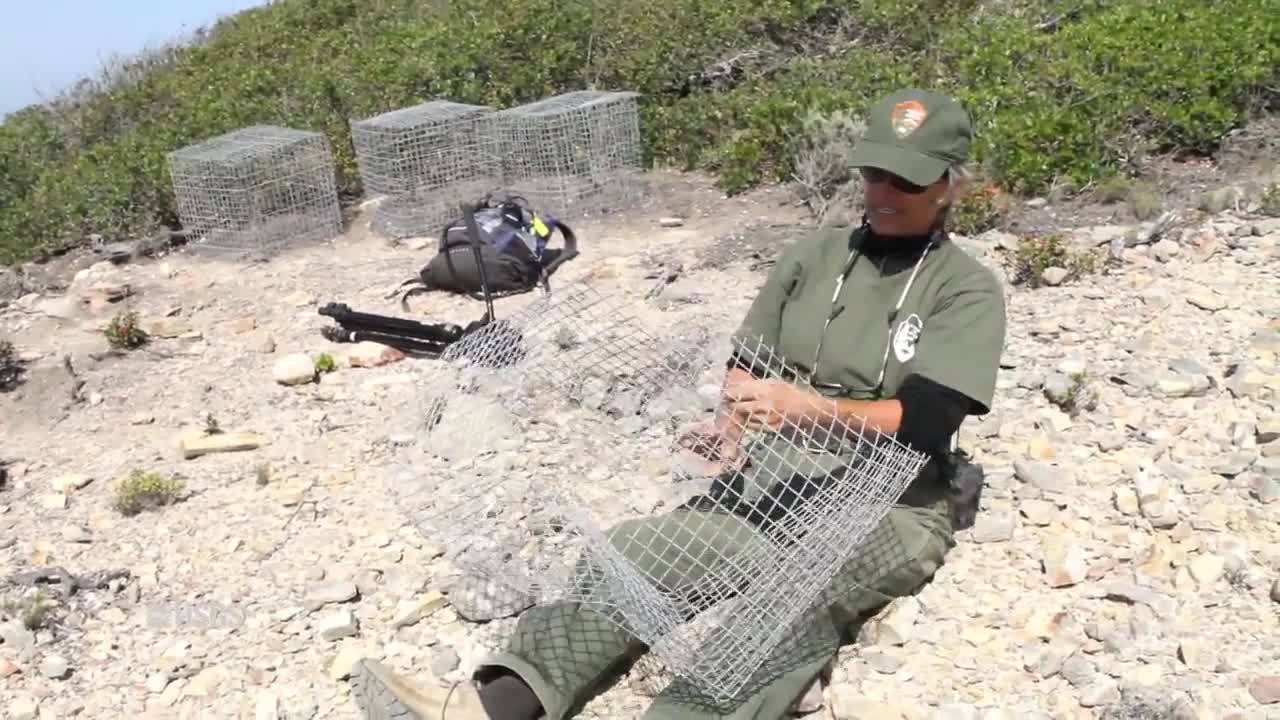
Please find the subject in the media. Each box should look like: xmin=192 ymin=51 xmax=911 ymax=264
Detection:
xmin=318 ymin=201 xmax=499 ymax=358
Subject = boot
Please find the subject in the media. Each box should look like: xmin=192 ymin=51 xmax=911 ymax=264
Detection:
xmin=352 ymin=658 xmax=490 ymax=719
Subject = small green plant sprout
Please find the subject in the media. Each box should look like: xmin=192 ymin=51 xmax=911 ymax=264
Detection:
xmin=314 ymin=352 xmax=337 ymax=373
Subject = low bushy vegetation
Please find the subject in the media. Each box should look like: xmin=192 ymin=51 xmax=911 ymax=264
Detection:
xmin=1 ymin=590 xmax=56 ymax=630
xmin=0 ymin=339 xmax=24 ymax=391
xmin=113 ymin=468 xmax=185 ymax=516
xmin=1009 ymin=234 xmax=1105 ymax=287
xmin=102 ymin=310 xmax=148 ymax=349
xmin=1262 ymin=181 xmax=1280 ymax=217
xmin=0 ymin=0 xmax=1276 ymax=263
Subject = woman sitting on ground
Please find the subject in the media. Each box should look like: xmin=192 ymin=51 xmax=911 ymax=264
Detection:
xmin=353 ymin=87 xmax=1008 ymax=720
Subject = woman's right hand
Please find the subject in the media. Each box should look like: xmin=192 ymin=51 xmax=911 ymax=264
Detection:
xmin=674 ymin=368 xmax=756 ymax=476
xmin=675 ymin=418 xmax=746 ymax=477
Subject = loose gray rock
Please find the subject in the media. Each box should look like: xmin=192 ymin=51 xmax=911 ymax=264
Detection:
xmin=8 ymin=696 xmax=38 ymax=720
xmin=1015 ymin=460 xmax=1069 ymax=494
xmin=1213 ymin=451 xmax=1257 ymax=477
xmin=282 ymin=692 xmax=319 ymax=720
xmin=430 ymin=645 xmax=461 ymax=677
xmin=1249 ymin=676 xmax=1280 ymax=705
xmin=317 ymin=610 xmax=358 ymax=641
xmin=1041 ymin=372 xmax=1078 ymax=408
xmin=0 ymin=622 xmax=36 ymax=655
xmin=938 ymin=703 xmax=979 ymax=720
xmin=306 ymin=582 xmax=359 ymax=607
xmin=1186 ymin=291 xmax=1227 ymax=312
xmin=1079 ymin=680 xmax=1121 ymax=708
xmin=970 ymin=513 xmax=1016 ymax=543
xmin=1059 ymin=653 xmax=1097 ymax=688
xmin=1104 ymin=583 xmax=1177 ymax=617
xmin=39 ymin=654 xmax=70 ymax=679
xmin=273 ymin=353 xmax=317 ymax=386
xmin=1256 ymin=455 xmax=1280 ymax=480
xmin=1041 ymin=267 xmax=1070 ymax=286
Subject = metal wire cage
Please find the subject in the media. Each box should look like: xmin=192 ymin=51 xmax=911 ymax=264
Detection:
xmin=491 ymin=90 xmax=648 ymax=218
xmin=388 ymin=284 xmax=927 ymax=701
xmin=168 ymin=125 xmax=343 ymax=257
xmin=351 ymin=100 xmax=505 ymax=239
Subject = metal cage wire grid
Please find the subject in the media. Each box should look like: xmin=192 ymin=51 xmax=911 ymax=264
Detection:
xmin=491 ymin=90 xmax=648 ymax=217
xmin=351 ymin=100 xmax=506 ymax=239
xmin=168 ymin=125 xmax=343 ymax=257
xmin=388 ymin=284 xmax=927 ymax=701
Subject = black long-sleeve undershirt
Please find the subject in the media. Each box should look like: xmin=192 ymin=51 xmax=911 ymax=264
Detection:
xmin=894 ymin=372 xmax=972 ymax=455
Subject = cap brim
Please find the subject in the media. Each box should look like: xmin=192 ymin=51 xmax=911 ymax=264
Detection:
xmin=849 ymin=140 xmax=949 ymax=187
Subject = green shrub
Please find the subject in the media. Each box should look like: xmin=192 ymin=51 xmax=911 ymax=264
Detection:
xmin=1 ymin=590 xmax=56 ymax=630
xmin=1096 ymin=176 xmax=1132 ymax=204
xmin=114 ymin=469 xmax=185 ymax=516
xmin=949 ymin=181 xmax=1011 ymax=237
xmin=1128 ymin=184 xmax=1163 ymax=221
xmin=103 ymin=311 xmax=148 ymax=349
xmin=0 ymin=0 xmax=1276 ymax=263
xmin=0 ymin=339 xmax=24 ymax=391
xmin=1009 ymin=234 xmax=1104 ymax=287
xmin=1262 ymin=182 xmax=1280 ymax=217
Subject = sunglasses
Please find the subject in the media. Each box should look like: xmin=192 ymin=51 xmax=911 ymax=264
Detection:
xmin=858 ymin=167 xmax=933 ymax=194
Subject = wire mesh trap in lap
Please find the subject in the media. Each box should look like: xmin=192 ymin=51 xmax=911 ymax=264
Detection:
xmin=388 ymin=283 xmax=928 ymax=701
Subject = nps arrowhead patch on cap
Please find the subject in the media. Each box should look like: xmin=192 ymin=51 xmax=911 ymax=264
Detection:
xmin=890 ymin=100 xmax=928 ymax=138
xmin=849 ymin=88 xmax=974 ymax=186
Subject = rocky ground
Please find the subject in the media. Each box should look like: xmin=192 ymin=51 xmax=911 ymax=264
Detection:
xmin=0 ymin=164 xmax=1278 ymax=720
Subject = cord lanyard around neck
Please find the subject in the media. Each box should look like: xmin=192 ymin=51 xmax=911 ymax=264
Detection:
xmin=808 ymin=241 xmax=933 ymax=394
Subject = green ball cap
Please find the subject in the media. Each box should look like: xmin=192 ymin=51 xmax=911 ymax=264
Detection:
xmin=849 ymin=88 xmax=973 ymax=187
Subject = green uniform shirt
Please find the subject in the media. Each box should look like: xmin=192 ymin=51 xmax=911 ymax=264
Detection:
xmin=733 ymin=224 xmax=1007 ymax=414
xmin=708 ymin=224 xmax=1006 ymax=514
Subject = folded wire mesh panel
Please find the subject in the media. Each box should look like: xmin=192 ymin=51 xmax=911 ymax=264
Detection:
xmin=168 ymin=125 xmax=343 ymax=256
xmin=390 ymin=284 xmax=927 ymax=700
xmin=351 ymin=100 xmax=504 ymax=239
xmin=491 ymin=90 xmax=648 ymax=217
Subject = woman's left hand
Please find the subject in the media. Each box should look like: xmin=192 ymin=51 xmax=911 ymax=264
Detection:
xmin=723 ymin=378 xmax=825 ymax=433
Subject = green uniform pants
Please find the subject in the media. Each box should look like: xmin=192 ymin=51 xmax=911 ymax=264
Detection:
xmin=475 ymin=491 xmax=955 ymax=720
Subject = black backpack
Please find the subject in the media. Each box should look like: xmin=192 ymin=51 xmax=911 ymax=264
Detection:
xmin=395 ymin=196 xmax=578 ymax=311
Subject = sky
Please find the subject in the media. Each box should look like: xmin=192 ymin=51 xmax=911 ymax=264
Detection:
xmin=0 ymin=0 xmax=268 ymax=117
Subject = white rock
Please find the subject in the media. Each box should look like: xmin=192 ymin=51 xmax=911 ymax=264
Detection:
xmin=39 ymin=654 xmax=69 ymax=679
xmin=874 ymin=596 xmax=920 ymax=646
xmin=255 ymin=691 xmax=281 ymax=720
xmin=343 ymin=341 xmax=406 ymax=369
xmin=318 ymin=610 xmax=358 ymax=641
xmin=1043 ymin=541 xmax=1089 ymax=588
xmin=49 ymin=474 xmax=92 ymax=493
xmin=8 ymin=696 xmax=38 ymax=720
xmin=146 ymin=672 xmax=172 ymax=693
xmin=1188 ymin=554 xmax=1225 ymax=587
xmin=1041 ymin=267 xmax=1070 ymax=286
xmin=273 ymin=353 xmax=317 ymax=386
xmin=40 ymin=493 xmax=68 ymax=510
xmin=1186 ymin=291 xmax=1227 ymax=311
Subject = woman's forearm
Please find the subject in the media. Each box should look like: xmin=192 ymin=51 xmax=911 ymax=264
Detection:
xmin=823 ymin=397 xmax=904 ymax=435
